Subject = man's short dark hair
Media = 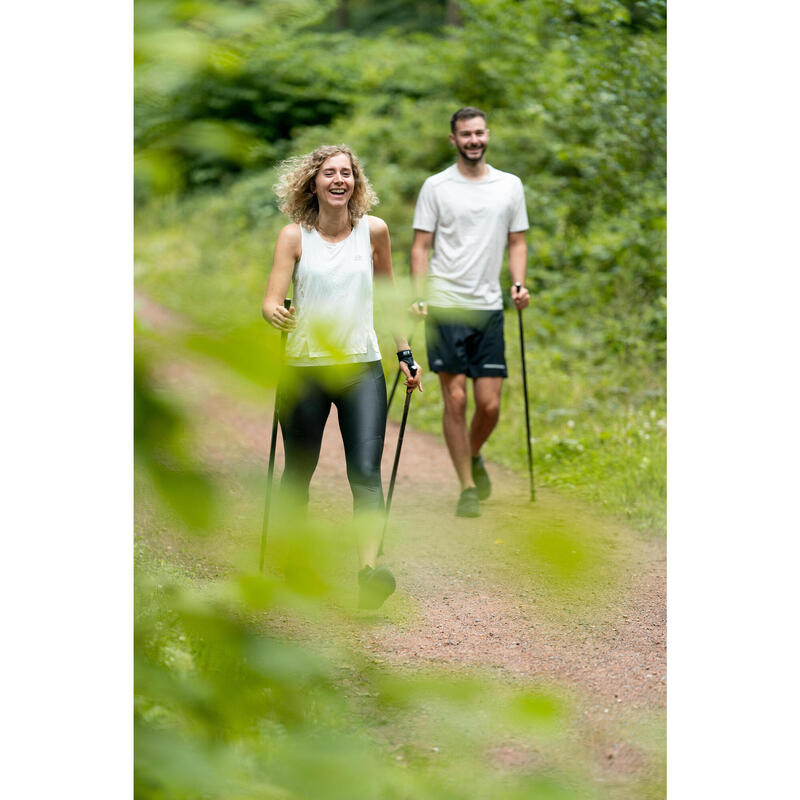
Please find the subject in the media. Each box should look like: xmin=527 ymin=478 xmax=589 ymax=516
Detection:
xmin=450 ymin=107 xmax=487 ymax=132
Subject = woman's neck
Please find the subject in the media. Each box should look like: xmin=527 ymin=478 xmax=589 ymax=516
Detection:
xmin=316 ymin=208 xmax=352 ymax=241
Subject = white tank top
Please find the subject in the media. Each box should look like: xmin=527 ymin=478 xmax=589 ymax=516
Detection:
xmin=286 ymin=218 xmax=382 ymax=366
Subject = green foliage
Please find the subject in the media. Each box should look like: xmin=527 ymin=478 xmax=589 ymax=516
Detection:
xmin=134 ymin=3 xmax=666 ymax=793
xmin=134 ymin=439 xmax=661 ymax=799
xmin=135 ymin=559 xmax=602 ymax=798
xmin=134 ymin=0 xmax=665 ymax=366
xmin=134 ymin=354 xmax=218 ymax=530
xmin=133 ymin=304 xmax=666 ymax=798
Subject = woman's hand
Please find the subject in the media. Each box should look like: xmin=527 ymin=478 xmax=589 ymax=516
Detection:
xmin=268 ymin=304 xmax=296 ymax=332
xmin=400 ymin=360 xmax=422 ymax=392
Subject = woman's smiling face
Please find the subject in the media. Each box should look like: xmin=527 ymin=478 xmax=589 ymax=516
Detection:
xmin=313 ymin=153 xmax=355 ymax=210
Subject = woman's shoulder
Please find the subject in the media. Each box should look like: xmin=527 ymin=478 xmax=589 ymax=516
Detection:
xmin=278 ymin=222 xmax=303 ymax=240
xmin=365 ymin=215 xmax=389 ymax=239
xmin=276 ymin=222 xmax=303 ymax=255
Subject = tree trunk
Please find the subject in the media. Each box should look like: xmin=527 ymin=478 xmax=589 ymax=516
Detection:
xmin=335 ymin=0 xmax=349 ymax=30
xmin=445 ymin=1 xmax=462 ymax=27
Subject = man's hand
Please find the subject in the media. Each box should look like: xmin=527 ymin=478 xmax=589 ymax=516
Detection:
xmin=408 ymin=300 xmax=428 ymax=318
xmin=511 ymin=284 xmax=530 ymax=310
xmin=269 ymin=304 xmax=296 ymax=332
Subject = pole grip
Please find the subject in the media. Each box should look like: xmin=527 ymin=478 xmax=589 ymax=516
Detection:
xmin=404 ymin=360 xmax=418 ymax=394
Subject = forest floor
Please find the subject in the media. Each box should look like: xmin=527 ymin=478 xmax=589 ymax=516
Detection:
xmin=135 ymin=294 xmax=666 ymax=798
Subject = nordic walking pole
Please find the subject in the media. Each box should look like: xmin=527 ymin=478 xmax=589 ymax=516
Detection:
xmin=379 ymin=362 xmax=418 ymax=556
xmin=515 ymin=282 xmax=535 ymax=501
xmin=386 ymin=304 xmax=423 ymax=413
xmin=259 ymin=297 xmax=292 ymax=573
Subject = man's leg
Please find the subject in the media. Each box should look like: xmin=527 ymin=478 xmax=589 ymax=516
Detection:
xmin=426 ymin=309 xmax=479 ymax=516
xmin=439 ymin=372 xmax=476 ymax=491
xmin=464 ymin=308 xmax=507 ymax=501
xmin=468 ymin=376 xmax=503 ymax=500
xmin=470 ymin=377 xmax=503 ymax=456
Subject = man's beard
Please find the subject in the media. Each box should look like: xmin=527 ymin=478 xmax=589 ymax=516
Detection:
xmin=457 ymin=143 xmax=486 ymax=162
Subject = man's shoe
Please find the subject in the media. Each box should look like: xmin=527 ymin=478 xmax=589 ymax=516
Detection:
xmin=358 ymin=565 xmax=396 ymax=610
xmin=456 ymin=487 xmax=481 ymax=518
xmin=471 ymin=454 xmax=492 ymax=500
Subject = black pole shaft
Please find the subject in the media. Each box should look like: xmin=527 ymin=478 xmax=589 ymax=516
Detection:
xmin=260 ymin=298 xmax=292 ymax=573
xmin=386 ymin=314 xmax=421 ymax=413
xmin=379 ymin=367 xmax=417 ymax=555
xmin=386 ymin=368 xmax=404 ymax=414
xmin=515 ymin=284 xmax=535 ymax=501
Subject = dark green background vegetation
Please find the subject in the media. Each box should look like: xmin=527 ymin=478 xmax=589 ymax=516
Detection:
xmin=135 ymin=1 xmax=666 ymax=796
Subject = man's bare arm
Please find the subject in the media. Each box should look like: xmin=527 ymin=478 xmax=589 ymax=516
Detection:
xmin=508 ymin=230 xmax=530 ymax=310
xmin=409 ymin=229 xmax=434 ymax=315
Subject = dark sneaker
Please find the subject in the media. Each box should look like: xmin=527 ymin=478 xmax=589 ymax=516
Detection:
xmin=471 ymin=454 xmax=492 ymax=500
xmin=358 ymin=565 xmax=396 ymax=610
xmin=455 ymin=487 xmax=481 ymax=518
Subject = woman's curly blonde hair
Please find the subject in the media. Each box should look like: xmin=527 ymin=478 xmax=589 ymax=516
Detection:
xmin=274 ymin=144 xmax=378 ymax=229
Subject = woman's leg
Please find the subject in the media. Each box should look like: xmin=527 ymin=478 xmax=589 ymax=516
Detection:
xmin=334 ymin=362 xmax=388 ymax=569
xmin=278 ymin=368 xmax=331 ymax=510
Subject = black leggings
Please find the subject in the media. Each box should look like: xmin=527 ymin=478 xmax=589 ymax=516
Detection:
xmin=278 ymin=361 xmax=387 ymax=513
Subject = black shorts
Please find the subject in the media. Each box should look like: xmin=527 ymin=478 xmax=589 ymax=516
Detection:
xmin=424 ymin=307 xmax=508 ymax=378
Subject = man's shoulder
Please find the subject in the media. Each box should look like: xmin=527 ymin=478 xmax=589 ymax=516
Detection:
xmin=486 ymin=165 xmax=523 ymax=186
xmin=422 ymin=165 xmax=459 ymax=190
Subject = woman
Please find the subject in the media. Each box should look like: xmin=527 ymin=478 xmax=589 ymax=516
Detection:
xmin=262 ymin=144 xmax=421 ymax=610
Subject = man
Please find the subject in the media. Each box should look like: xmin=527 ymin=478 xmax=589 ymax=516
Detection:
xmin=410 ymin=106 xmax=530 ymax=517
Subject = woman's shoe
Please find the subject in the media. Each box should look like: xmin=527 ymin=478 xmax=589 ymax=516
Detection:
xmin=358 ymin=565 xmax=396 ymax=609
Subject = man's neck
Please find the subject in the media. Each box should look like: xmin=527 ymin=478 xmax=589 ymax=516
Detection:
xmin=456 ymin=158 xmax=489 ymax=181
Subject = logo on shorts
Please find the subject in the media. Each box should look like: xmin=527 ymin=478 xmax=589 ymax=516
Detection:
xmin=433 ymin=358 xmax=443 ymax=366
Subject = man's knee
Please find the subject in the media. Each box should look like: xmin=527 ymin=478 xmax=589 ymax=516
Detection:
xmin=441 ymin=382 xmax=468 ymax=417
xmin=474 ymin=377 xmax=503 ymax=422
xmin=476 ymin=394 xmax=500 ymax=421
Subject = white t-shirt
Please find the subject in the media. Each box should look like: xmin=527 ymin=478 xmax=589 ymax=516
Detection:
xmin=412 ymin=164 xmax=529 ymax=310
xmin=286 ymin=218 xmax=382 ymax=366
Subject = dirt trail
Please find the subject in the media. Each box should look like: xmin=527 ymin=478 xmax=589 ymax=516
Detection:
xmin=135 ymin=293 xmax=665 ymax=784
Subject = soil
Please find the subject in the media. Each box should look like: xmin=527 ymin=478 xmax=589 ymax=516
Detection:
xmin=135 ymin=293 xmax=666 ymax=792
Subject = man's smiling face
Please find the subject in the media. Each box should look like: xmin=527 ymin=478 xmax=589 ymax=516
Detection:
xmin=450 ymin=116 xmax=490 ymax=163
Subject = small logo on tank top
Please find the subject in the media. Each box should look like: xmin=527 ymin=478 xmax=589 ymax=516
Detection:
xmin=353 ymin=254 xmax=362 ymax=260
